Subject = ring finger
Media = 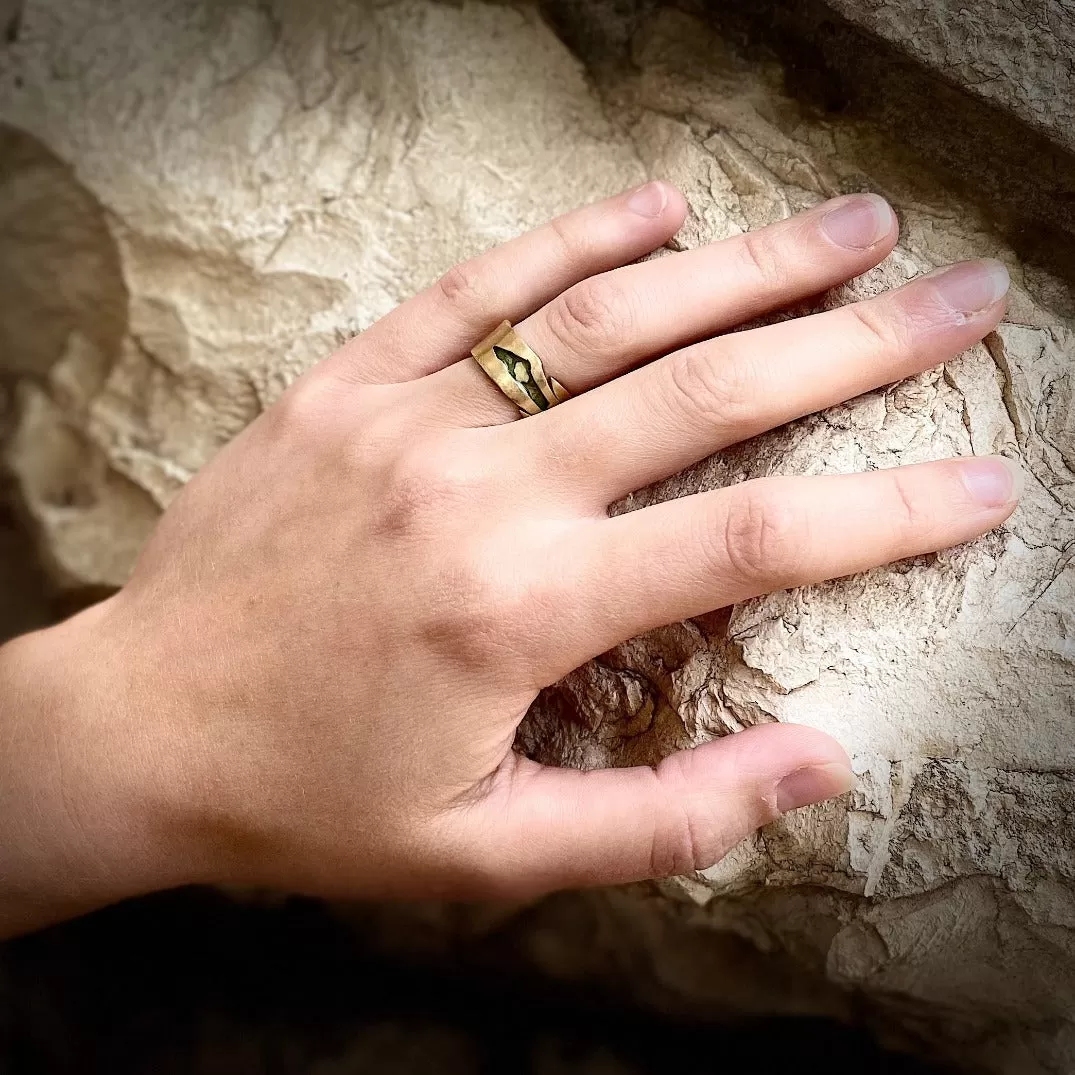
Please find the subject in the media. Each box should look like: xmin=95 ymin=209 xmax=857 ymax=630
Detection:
xmin=428 ymin=192 xmax=898 ymax=424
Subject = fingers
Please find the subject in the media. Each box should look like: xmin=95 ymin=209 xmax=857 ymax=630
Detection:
xmin=550 ymin=457 xmax=1022 ymax=672
xmin=475 ymin=724 xmax=853 ymax=894
xmin=522 ymin=193 xmax=897 ymax=390
xmin=324 ymin=182 xmax=687 ymax=385
xmin=431 ymin=193 xmax=898 ymax=424
xmin=525 ymin=258 xmax=1010 ymax=505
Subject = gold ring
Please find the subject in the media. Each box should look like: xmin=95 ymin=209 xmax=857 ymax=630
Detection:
xmin=471 ymin=321 xmax=571 ymax=416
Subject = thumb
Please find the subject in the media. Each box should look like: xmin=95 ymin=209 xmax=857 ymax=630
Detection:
xmin=486 ymin=723 xmax=855 ymax=895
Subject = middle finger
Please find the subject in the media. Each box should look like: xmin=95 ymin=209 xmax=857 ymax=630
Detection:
xmin=427 ymin=193 xmax=898 ymax=425
xmin=522 ymin=257 xmax=1010 ymax=506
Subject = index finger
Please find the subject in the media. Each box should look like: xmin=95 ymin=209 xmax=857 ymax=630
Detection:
xmin=327 ymin=182 xmax=687 ymax=385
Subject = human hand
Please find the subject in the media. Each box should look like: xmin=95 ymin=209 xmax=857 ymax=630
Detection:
xmin=1 ymin=183 xmax=1020 ymax=926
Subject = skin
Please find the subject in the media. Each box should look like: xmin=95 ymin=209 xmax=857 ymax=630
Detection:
xmin=0 ymin=183 xmax=1021 ymax=938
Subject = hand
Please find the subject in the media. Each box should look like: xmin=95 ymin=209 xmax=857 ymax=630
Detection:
xmin=0 ymin=183 xmax=1020 ymax=929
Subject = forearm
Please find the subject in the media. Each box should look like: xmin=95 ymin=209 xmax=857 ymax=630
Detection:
xmin=0 ymin=602 xmax=195 ymax=938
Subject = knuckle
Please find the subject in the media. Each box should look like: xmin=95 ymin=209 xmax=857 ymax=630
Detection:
xmin=650 ymin=740 xmax=785 ymax=879
xmin=418 ymin=556 xmax=521 ymax=670
xmin=664 ymin=347 xmax=754 ymax=428
xmin=270 ymin=371 xmax=399 ymax=441
xmin=847 ymin=298 xmax=907 ymax=354
xmin=547 ymin=212 xmax=578 ymax=260
xmin=545 ymin=276 xmax=631 ymax=354
xmin=721 ymin=483 xmax=806 ymax=585
xmin=376 ymin=440 xmax=484 ymax=537
xmin=888 ymin=468 xmax=931 ymax=537
xmin=736 ymin=228 xmax=792 ymax=292
xmin=435 ymin=259 xmax=487 ymax=315
xmin=266 ymin=371 xmax=340 ymax=439
xmin=649 ymin=755 xmax=710 ymax=876
xmin=649 ymin=808 xmax=701 ymax=877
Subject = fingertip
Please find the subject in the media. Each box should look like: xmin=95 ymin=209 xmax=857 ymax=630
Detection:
xmin=624 ymin=179 xmax=687 ymax=228
xmin=723 ymin=723 xmax=854 ymax=814
xmin=819 ymin=192 xmax=897 ymax=253
xmin=725 ymin=720 xmax=851 ymax=772
xmin=705 ymin=718 xmax=839 ymax=782
xmin=881 ymin=194 xmax=901 ymax=246
xmin=660 ymin=180 xmax=689 ymax=227
xmin=921 ymin=258 xmax=1011 ymax=318
xmin=979 ymin=257 xmax=1012 ymax=298
xmin=776 ymin=760 xmax=857 ymax=813
xmin=625 ymin=180 xmax=669 ymax=218
xmin=677 ymin=724 xmax=853 ymax=858
xmin=959 ymin=454 xmax=1025 ymax=509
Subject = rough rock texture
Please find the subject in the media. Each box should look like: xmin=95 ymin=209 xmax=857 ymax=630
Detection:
xmin=819 ymin=0 xmax=1075 ymax=156
xmin=1 ymin=1 xmax=1073 ymax=1072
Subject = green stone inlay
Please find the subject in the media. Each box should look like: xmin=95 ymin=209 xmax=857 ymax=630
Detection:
xmin=493 ymin=345 xmax=549 ymax=411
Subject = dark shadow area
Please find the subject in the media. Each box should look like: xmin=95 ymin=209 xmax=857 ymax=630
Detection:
xmin=0 ymin=467 xmax=50 ymax=641
xmin=0 ymin=888 xmax=955 ymax=1075
xmin=0 ymin=123 xmax=130 ymax=630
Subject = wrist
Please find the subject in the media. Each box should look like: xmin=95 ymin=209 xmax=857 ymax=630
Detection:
xmin=0 ymin=598 xmax=205 ymax=934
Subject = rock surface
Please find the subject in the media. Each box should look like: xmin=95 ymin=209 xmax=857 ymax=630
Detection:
xmin=820 ymin=0 xmax=1075 ymax=156
xmin=1 ymin=0 xmax=1073 ymax=1071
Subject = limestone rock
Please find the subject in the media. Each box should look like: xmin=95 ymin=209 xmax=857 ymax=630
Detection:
xmin=1 ymin=1 xmax=1073 ymax=1071
xmin=820 ymin=0 xmax=1075 ymax=157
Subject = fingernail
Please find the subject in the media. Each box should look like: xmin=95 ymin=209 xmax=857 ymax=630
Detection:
xmin=820 ymin=194 xmax=894 ymax=250
xmin=626 ymin=181 xmax=668 ymax=218
xmin=928 ymin=259 xmax=1010 ymax=314
xmin=776 ymin=762 xmax=856 ymax=813
xmin=960 ymin=456 xmax=1024 ymax=507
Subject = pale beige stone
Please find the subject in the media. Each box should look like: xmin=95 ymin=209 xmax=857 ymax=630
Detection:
xmin=1 ymin=1 xmax=1073 ymax=1070
xmin=822 ymin=0 xmax=1075 ymax=156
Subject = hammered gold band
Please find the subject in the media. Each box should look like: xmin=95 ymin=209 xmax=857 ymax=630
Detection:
xmin=471 ymin=321 xmax=571 ymax=416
